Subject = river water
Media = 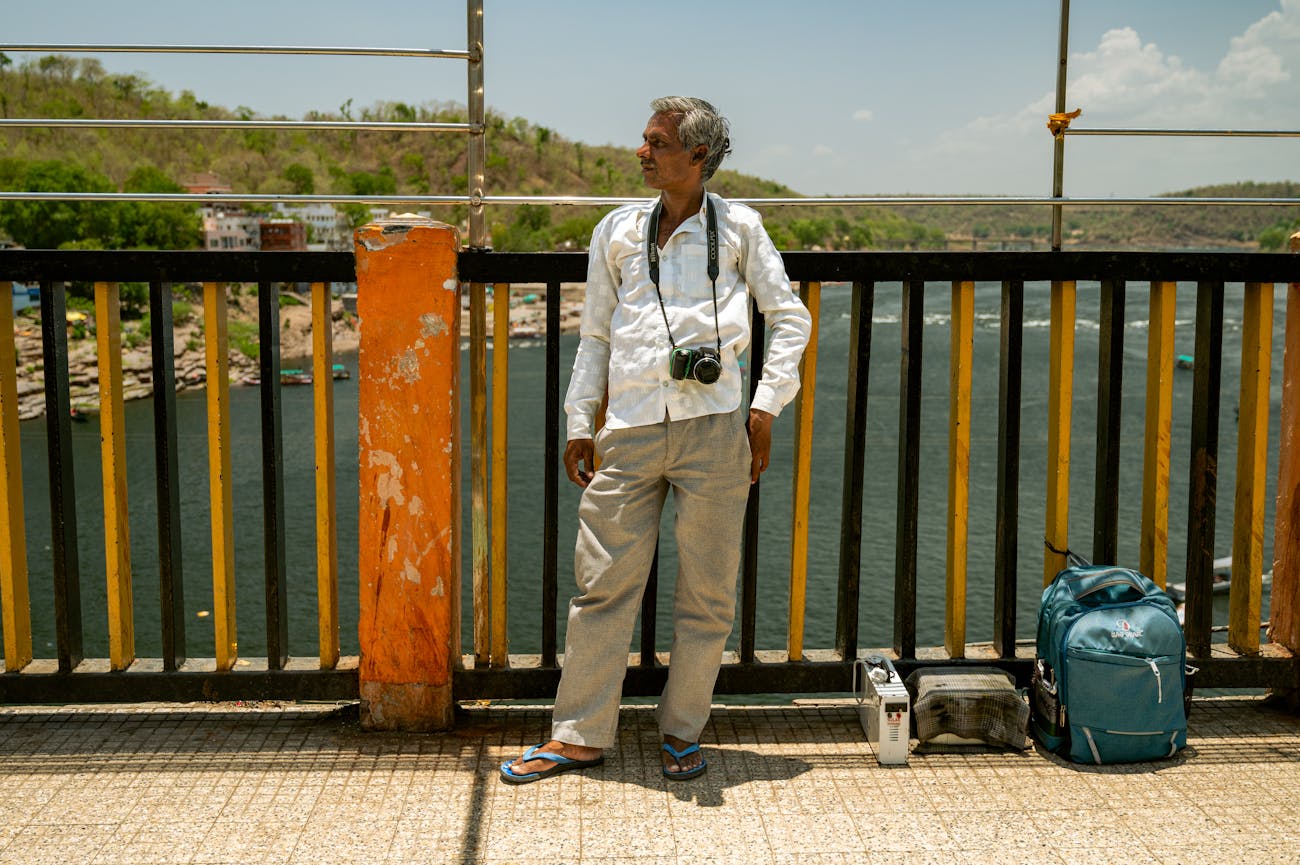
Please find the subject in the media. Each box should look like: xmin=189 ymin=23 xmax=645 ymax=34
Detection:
xmin=4 ymin=280 xmax=1282 ymax=662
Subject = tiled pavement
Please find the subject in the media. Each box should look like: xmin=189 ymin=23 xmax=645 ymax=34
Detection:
xmin=1 ymin=696 xmax=1298 ymax=865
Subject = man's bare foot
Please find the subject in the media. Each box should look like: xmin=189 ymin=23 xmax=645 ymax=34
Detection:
xmin=661 ymin=734 xmax=704 ymax=775
xmin=509 ymin=740 xmax=603 ymax=777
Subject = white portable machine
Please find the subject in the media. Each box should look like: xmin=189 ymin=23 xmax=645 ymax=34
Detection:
xmin=853 ymin=656 xmax=911 ymax=765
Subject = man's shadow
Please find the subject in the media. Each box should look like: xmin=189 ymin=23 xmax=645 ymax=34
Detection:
xmin=597 ymin=743 xmax=813 ymax=807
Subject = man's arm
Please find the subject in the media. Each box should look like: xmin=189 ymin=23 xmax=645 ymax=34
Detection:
xmin=562 ymin=215 xmax=621 ymax=485
xmin=740 ymin=216 xmax=812 ymax=418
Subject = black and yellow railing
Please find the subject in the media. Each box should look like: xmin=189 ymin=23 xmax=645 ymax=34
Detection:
xmin=453 ymin=249 xmax=1300 ymax=698
xmin=0 ymin=251 xmax=356 ymax=701
xmin=1 ymin=247 xmax=1298 ymax=710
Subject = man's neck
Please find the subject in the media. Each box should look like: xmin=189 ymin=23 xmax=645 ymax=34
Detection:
xmin=657 ymin=186 xmax=705 ymax=229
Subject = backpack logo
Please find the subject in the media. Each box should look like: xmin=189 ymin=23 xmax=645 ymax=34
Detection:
xmin=1112 ymin=618 xmax=1143 ymax=640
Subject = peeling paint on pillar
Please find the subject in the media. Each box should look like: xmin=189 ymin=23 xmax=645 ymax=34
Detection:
xmin=355 ymin=217 xmax=461 ymax=732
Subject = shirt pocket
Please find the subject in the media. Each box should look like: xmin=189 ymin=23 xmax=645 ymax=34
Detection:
xmin=673 ymin=241 xmax=717 ymax=300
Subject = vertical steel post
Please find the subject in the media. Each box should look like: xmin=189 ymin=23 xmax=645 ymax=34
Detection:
xmin=1051 ymin=0 xmax=1071 ymax=251
xmin=467 ymin=0 xmax=486 ymax=248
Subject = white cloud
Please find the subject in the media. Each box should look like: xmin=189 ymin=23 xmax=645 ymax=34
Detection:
xmin=813 ymin=144 xmax=833 ymax=157
xmin=1218 ymin=1 xmax=1297 ymax=95
xmin=852 ymin=108 xmax=874 ymax=121
xmin=911 ymin=1 xmax=1300 ymax=194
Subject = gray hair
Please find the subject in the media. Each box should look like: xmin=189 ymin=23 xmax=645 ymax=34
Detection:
xmin=650 ymin=96 xmax=732 ymax=182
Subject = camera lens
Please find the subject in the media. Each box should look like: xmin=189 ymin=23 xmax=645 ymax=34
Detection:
xmin=693 ymin=354 xmax=722 ymax=384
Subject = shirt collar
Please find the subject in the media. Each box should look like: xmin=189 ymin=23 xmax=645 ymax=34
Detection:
xmin=641 ymin=189 xmax=710 ymax=239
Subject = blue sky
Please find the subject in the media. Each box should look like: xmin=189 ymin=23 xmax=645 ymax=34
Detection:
xmin=5 ymin=0 xmax=1298 ymax=196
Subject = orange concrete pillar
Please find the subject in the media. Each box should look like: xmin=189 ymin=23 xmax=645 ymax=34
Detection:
xmin=354 ymin=217 xmax=462 ymax=731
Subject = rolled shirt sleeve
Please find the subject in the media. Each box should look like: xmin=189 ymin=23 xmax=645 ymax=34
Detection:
xmin=741 ymin=212 xmax=811 ymax=417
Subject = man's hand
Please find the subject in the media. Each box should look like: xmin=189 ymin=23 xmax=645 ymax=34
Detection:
xmin=747 ymin=408 xmax=775 ymax=484
xmin=564 ymin=438 xmax=596 ymax=488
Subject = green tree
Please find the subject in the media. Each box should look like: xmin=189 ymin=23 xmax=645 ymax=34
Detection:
xmin=1259 ymin=219 xmax=1300 ymax=251
xmin=348 ymin=167 xmax=396 ymax=196
xmin=283 ymin=163 xmax=315 ymax=194
xmin=118 ymin=165 xmax=201 ymax=250
xmin=491 ymin=204 xmax=553 ymax=251
xmin=0 ymin=160 xmax=199 ymax=251
xmin=0 ymin=160 xmax=114 ymax=249
xmin=339 ymin=202 xmax=373 ymax=228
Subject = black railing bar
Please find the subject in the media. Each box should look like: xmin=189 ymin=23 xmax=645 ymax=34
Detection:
xmin=149 ymin=282 xmax=186 ymax=672
xmin=258 ymin=282 xmax=288 ymax=671
xmin=0 ymin=43 xmax=474 ymax=60
xmin=541 ymin=282 xmax=560 ymax=668
xmin=1185 ymin=281 xmax=1225 ymax=658
xmin=640 ymin=549 xmax=659 ymax=668
xmin=893 ymin=281 xmax=924 ymax=659
xmin=39 ymin=281 xmax=83 ymax=673
xmin=1066 ymin=128 xmax=1300 ymax=137
xmin=0 ymin=119 xmax=477 ymax=133
xmin=4 ymin=249 xmax=1297 ymax=288
xmin=2 ymin=192 xmax=1298 ymax=208
xmin=739 ymin=306 xmax=767 ymax=665
xmin=834 ymin=281 xmax=872 ymax=660
xmin=992 ymin=279 xmax=1023 ymax=658
xmin=1092 ymin=279 xmax=1125 ymax=565
xmin=459 ymin=250 xmax=1300 ymax=286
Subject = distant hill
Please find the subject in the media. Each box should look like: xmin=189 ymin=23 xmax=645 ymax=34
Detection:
xmin=893 ymin=181 xmax=1300 ymax=251
xmin=1 ymin=53 xmax=1296 ymax=251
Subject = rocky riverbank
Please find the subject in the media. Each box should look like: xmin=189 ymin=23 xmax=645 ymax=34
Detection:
xmin=10 ymin=285 xmax=584 ymax=421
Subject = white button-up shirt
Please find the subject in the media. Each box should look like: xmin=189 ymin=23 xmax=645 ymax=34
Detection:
xmin=564 ymin=192 xmax=812 ymax=440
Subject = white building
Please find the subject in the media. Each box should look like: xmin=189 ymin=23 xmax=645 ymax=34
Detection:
xmin=273 ymin=202 xmax=352 ymax=252
xmin=201 ymin=206 xmax=261 ymax=251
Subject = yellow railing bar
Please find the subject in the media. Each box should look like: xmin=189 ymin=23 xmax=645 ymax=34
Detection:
xmin=469 ymin=281 xmax=489 ymax=664
xmin=1272 ymin=271 xmax=1300 ymax=652
xmin=311 ymin=282 xmax=340 ymax=669
xmin=204 ymin=282 xmax=237 ymax=669
xmin=1140 ymin=281 xmax=1176 ymax=587
xmin=1230 ymin=281 xmax=1274 ymax=654
xmin=0 ymin=283 xmax=32 ymax=672
xmin=490 ymin=283 xmax=510 ymax=667
xmin=788 ymin=281 xmax=820 ymax=661
xmin=945 ymin=280 xmax=974 ymax=656
xmin=1044 ymin=280 xmax=1076 ymax=584
xmin=95 ymin=282 xmax=135 ymax=670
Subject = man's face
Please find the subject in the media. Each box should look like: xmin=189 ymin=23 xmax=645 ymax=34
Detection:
xmin=637 ymin=112 xmax=705 ymax=192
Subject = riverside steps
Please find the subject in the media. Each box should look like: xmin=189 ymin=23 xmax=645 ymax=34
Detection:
xmin=3 ymin=232 xmax=1300 ymax=861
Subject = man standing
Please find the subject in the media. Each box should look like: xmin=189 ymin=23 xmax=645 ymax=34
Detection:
xmin=502 ymin=97 xmax=811 ymax=783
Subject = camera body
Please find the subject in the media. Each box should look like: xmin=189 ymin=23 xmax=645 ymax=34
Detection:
xmin=669 ymin=346 xmax=722 ymax=384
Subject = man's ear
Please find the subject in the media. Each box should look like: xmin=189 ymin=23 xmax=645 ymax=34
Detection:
xmin=691 ymin=146 xmax=708 ymax=163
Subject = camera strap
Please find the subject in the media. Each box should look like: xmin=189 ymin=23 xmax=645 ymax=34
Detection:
xmin=646 ymin=195 xmax=723 ymax=354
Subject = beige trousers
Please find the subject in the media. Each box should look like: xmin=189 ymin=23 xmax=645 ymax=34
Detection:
xmin=551 ymin=407 xmax=752 ymax=748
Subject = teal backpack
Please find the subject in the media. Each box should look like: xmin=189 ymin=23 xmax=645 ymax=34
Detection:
xmin=1031 ymin=564 xmax=1189 ymax=764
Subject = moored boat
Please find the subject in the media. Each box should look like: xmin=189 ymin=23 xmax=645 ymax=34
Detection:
xmin=280 ymin=369 xmax=312 ymax=385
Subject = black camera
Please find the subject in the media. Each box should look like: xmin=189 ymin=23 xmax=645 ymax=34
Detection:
xmin=669 ymin=346 xmax=722 ymax=384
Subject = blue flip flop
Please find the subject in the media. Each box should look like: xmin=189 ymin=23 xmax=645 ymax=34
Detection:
xmin=661 ymin=742 xmax=707 ymax=780
xmin=499 ymin=744 xmax=605 ymax=785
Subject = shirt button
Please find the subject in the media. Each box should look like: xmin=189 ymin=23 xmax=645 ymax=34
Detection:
xmin=663 ymin=381 xmax=670 ymax=388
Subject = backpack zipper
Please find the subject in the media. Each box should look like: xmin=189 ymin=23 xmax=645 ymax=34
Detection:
xmin=1146 ymin=658 xmax=1163 ymax=703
